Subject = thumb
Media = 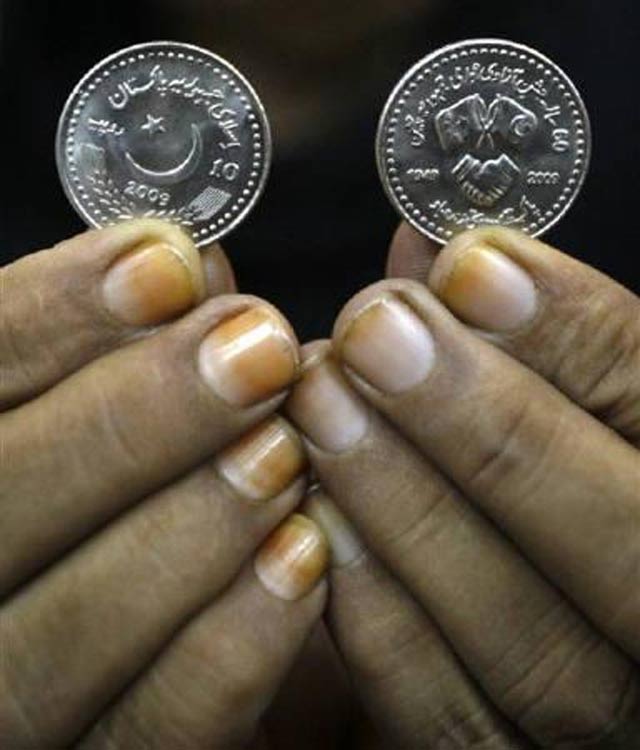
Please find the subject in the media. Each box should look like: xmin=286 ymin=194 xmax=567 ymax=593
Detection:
xmin=385 ymin=222 xmax=440 ymax=283
xmin=200 ymin=241 xmax=238 ymax=296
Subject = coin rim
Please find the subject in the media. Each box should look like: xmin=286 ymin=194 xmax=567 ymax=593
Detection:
xmin=56 ymin=40 xmax=273 ymax=247
xmin=375 ymin=38 xmax=592 ymax=244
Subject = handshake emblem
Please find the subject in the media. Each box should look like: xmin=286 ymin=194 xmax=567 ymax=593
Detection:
xmin=434 ymin=94 xmax=539 ymax=207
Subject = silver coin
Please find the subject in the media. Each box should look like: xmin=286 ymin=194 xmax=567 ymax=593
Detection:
xmin=376 ymin=39 xmax=591 ymax=243
xmin=56 ymin=41 xmax=271 ymax=247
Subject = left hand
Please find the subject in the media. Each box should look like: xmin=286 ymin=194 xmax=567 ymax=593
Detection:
xmin=288 ymin=224 xmax=640 ymax=749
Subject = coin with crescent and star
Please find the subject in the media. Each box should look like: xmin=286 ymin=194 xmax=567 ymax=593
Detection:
xmin=376 ymin=39 xmax=591 ymax=243
xmin=56 ymin=41 xmax=272 ymax=247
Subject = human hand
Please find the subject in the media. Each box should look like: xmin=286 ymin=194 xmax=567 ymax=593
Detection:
xmin=0 ymin=220 xmax=329 ymax=749
xmin=289 ymin=224 xmax=640 ymax=749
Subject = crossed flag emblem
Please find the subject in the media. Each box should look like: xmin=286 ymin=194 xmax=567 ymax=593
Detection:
xmin=434 ymin=93 xmax=539 ymax=207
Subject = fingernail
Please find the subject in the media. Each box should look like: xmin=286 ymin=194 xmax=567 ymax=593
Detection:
xmin=435 ymin=245 xmax=538 ymax=332
xmin=216 ymin=416 xmax=307 ymax=503
xmin=255 ymin=514 xmax=329 ymax=600
xmin=304 ymin=490 xmax=365 ymax=567
xmin=287 ymin=355 xmax=368 ymax=453
xmin=103 ymin=240 xmax=203 ymax=326
xmin=341 ymin=297 xmax=435 ymax=394
xmin=199 ymin=307 xmax=299 ymax=407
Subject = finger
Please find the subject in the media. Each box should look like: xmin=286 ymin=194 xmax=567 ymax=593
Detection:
xmin=385 ymin=222 xmax=439 ymax=282
xmin=0 ymin=220 xmax=220 ymax=410
xmin=330 ymin=280 xmax=640 ymax=662
xmin=0 ymin=296 xmax=300 ymax=594
xmin=0 ymin=420 xmax=309 ymax=749
xmin=303 ymin=490 xmax=529 ymax=750
xmin=289 ymin=346 xmax=640 ymax=748
xmin=201 ymin=241 xmax=237 ymax=296
xmin=427 ymin=227 xmax=640 ymax=445
xmin=79 ymin=516 xmax=328 ymax=750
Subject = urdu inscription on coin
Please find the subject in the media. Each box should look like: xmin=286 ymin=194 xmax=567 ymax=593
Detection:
xmin=376 ymin=39 xmax=591 ymax=243
xmin=56 ymin=41 xmax=272 ymax=247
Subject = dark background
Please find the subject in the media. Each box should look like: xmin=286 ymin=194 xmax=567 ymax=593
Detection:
xmin=1 ymin=1 xmax=638 ymax=340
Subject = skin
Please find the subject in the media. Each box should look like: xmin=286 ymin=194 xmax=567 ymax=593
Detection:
xmin=3 ymin=6 xmax=436 ymax=746
xmin=4 ymin=4 xmax=639 ymax=747
xmin=4 ymin=217 xmax=639 ymax=749
xmin=0 ymin=221 xmax=333 ymax=749
xmin=288 ymin=223 xmax=640 ymax=748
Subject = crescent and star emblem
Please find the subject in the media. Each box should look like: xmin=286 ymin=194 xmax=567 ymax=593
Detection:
xmin=124 ymin=121 xmax=204 ymax=187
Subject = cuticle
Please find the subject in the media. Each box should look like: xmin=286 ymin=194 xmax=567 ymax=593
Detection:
xmin=207 ymin=302 xmax=254 ymax=330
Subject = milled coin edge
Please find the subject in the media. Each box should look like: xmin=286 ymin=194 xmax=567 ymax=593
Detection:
xmin=375 ymin=38 xmax=592 ymax=245
xmin=55 ymin=40 xmax=273 ymax=248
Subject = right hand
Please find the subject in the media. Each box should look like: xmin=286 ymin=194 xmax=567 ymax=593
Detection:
xmin=0 ymin=220 xmax=329 ymax=749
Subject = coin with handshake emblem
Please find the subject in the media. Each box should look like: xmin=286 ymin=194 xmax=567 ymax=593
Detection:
xmin=377 ymin=39 xmax=591 ymax=243
xmin=57 ymin=41 xmax=272 ymax=246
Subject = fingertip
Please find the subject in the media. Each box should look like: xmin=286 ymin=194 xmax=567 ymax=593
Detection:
xmin=287 ymin=344 xmax=370 ymax=455
xmin=214 ymin=415 xmax=308 ymax=504
xmin=386 ymin=222 xmax=441 ymax=283
xmin=200 ymin=242 xmax=237 ymax=296
xmin=254 ymin=514 xmax=330 ymax=602
xmin=428 ymin=227 xmax=542 ymax=333
xmin=111 ymin=219 xmax=207 ymax=298
xmin=303 ymin=489 xmax=366 ymax=569
xmin=331 ymin=278 xmax=430 ymax=347
xmin=299 ymin=339 xmax=332 ymax=369
xmin=428 ymin=225 xmax=553 ymax=293
xmin=197 ymin=299 xmax=301 ymax=409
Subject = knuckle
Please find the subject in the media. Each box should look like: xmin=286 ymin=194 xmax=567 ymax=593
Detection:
xmin=87 ymin=346 xmax=180 ymax=476
xmin=360 ymin=610 xmax=435 ymax=687
xmin=382 ymin=487 xmax=466 ymax=575
xmin=92 ymin=704 xmax=164 ymax=750
xmin=0 ymin=626 xmax=49 ymax=748
xmin=92 ymin=377 xmax=149 ymax=473
xmin=0 ymin=265 xmax=42 ymax=402
xmin=525 ymin=671 xmax=637 ymax=747
xmin=463 ymin=385 xmax=565 ymax=515
xmin=189 ymin=631 xmax=272 ymax=713
xmin=496 ymin=610 xmax=636 ymax=746
xmin=465 ymin=390 xmax=530 ymax=494
xmin=556 ymin=283 xmax=640 ymax=429
xmin=122 ymin=472 xmax=231 ymax=586
xmin=0 ymin=250 xmax=107 ymax=408
xmin=431 ymin=706 xmax=518 ymax=750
